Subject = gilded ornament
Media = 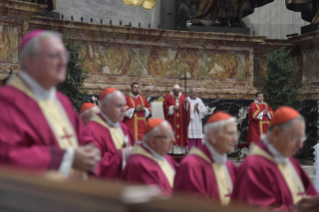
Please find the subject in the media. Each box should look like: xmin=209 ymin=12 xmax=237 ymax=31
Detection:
xmin=122 ymin=0 xmax=156 ymax=9
xmin=142 ymin=0 xmax=157 ymax=10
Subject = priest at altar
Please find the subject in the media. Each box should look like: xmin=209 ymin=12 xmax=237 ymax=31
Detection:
xmin=80 ymin=102 xmax=100 ymax=125
xmin=187 ymin=87 xmax=206 ymax=151
xmin=122 ymin=118 xmax=178 ymax=195
xmin=231 ymin=107 xmax=318 ymax=211
xmin=174 ymin=112 xmax=238 ymax=205
xmin=163 ymin=85 xmax=190 ymax=154
xmin=124 ymin=82 xmax=151 ymax=143
xmin=0 ymin=30 xmax=101 ymax=177
xmin=247 ymin=92 xmax=273 ymax=145
xmin=86 ymin=88 xmax=135 ymax=180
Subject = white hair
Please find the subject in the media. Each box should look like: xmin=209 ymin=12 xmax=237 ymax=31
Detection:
xmin=19 ymin=31 xmax=62 ymax=70
xmin=80 ymin=106 xmax=99 ymax=117
xmin=142 ymin=120 xmax=169 ymax=142
xmin=204 ymin=117 xmax=237 ymax=136
xmin=267 ymin=115 xmax=305 ymax=134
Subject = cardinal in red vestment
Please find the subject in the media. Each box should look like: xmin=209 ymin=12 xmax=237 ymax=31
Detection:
xmin=174 ymin=112 xmax=238 ymax=205
xmin=124 ymin=82 xmax=151 ymax=142
xmin=122 ymin=118 xmax=178 ymax=195
xmin=86 ymin=88 xmax=135 ymax=180
xmin=247 ymin=92 xmax=273 ymax=145
xmin=80 ymin=102 xmax=100 ymax=125
xmin=163 ymin=85 xmax=190 ymax=154
xmin=0 ymin=30 xmax=101 ymax=178
xmin=232 ymin=107 xmax=318 ymax=211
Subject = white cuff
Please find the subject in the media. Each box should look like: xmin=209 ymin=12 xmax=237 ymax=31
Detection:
xmin=122 ymin=150 xmax=126 ymax=170
xmin=267 ymin=113 xmax=272 ymax=120
xmin=144 ymin=108 xmax=151 ymax=118
xmin=125 ymin=108 xmax=135 ymax=119
xmin=168 ymin=106 xmax=175 ymax=116
xmin=257 ymin=112 xmax=263 ymax=120
xmin=58 ymin=148 xmax=75 ymax=178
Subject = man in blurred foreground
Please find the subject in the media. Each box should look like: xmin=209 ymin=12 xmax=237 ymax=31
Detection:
xmin=174 ymin=112 xmax=238 ymax=205
xmin=86 ymin=88 xmax=135 ymax=179
xmin=0 ymin=30 xmax=100 ymax=178
xmin=232 ymin=106 xmax=318 ymax=211
xmin=122 ymin=118 xmax=177 ymax=195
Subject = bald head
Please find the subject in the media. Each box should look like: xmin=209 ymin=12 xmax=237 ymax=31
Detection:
xmin=100 ymin=90 xmax=126 ymax=123
xmin=143 ymin=121 xmax=175 ymax=156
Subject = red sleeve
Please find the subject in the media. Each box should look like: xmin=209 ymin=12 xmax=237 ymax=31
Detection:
xmin=267 ymin=103 xmax=274 ymax=116
xmin=125 ymin=95 xmax=133 ymax=111
xmin=163 ymin=94 xmax=171 ymax=120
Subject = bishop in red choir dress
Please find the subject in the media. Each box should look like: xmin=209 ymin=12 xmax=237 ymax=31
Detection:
xmin=79 ymin=102 xmax=100 ymax=125
xmin=174 ymin=112 xmax=238 ymax=205
xmin=0 ymin=30 xmax=101 ymax=178
xmin=232 ymin=107 xmax=318 ymax=211
xmin=124 ymin=82 xmax=151 ymax=142
xmin=163 ymin=85 xmax=190 ymax=154
xmin=247 ymin=92 xmax=273 ymax=145
xmin=86 ymin=88 xmax=135 ymax=180
xmin=122 ymin=118 xmax=178 ymax=195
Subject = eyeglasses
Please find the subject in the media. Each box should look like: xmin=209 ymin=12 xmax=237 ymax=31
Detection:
xmin=35 ymin=51 xmax=70 ymax=61
xmin=292 ymin=135 xmax=307 ymax=143
xmin=154 ymin=133 xmax=175 ymax=140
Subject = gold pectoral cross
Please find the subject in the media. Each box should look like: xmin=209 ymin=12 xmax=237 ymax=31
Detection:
xmin=61 ymin=128 xmax=73 ymax=147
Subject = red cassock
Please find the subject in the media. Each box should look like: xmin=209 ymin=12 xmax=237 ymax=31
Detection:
xmin=231 ymin=142 xmax=318 ymax=211
xmin=124 ymin=95 xmax=151 ymax=141
xmin=122 ymin=144 xmax=178 ymax=195
xmin=174 ymin=144 xmax=237 ymax=204
xmin=163 ymin=93 xmax=190 ymax=147
xmin=0 ymin=85 xmax=92 ymax=170
xmin=86 ymin=114 xmax=135 ymax=180
xmin=247 ymin=102 xmax=273 ymax=145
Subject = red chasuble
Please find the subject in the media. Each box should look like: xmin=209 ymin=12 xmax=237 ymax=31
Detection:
xmin=231 ymin=142 xmax=318 ymax=211
xmin=86 ymin=114 xmax=135 ymax=180
xmin=122 ymin=144 xmax=178 ymax=195
xmin=163 ymin=93 xmax=190 ymax=147
xmin=0 ymin=80 xmax=92 ymax=170
xmin=247 ymin=102 xmax=273 ymax=145
xmin=174 ymin=144 xmax=237 ymax=204
xmin=124 ymin=94 xmax=151 ymax=141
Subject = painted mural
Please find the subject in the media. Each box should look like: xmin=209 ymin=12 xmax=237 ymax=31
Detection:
xmin=0 ymin=25 xmax=19 ymax=63
xmin=80 ymin=44 xmax=247 ymax=80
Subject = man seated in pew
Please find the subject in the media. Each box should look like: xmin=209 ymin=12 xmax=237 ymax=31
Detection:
xmin=0 ymin=30 xmax=101 ymax=178
xmin=86 ymin=88 xmax=135 ymax=180
xmin=122 ymin=118 xmax=178 ymax=195
xmin=174 ymin=112 xmax=238 ymax=205
xmin=231 ymin=106 xmax=318 ymax=211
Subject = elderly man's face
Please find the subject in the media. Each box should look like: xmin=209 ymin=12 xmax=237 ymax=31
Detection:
xmin=208 ymin=121 xmax=238 ymax=154
xmin=173 ymin=88 xmax=180 ymax=97
xmin=26 ymin=36 xmax=68 ymax=89
xmin=150 ymin=122 xmax=175 ymax=156
xmin=101 ymin=91 xmax=126 ymax=123
xmin=190 ymin=88 xmax=197 ymax=98
xmin=270 ymin=119 xmax=305 ymax=158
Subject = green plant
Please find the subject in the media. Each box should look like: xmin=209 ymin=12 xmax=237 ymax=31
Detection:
xmin=262 ymin=47 xmax=302 ymax=110
xmin=57 ymin=31 xmax=88 ymax=112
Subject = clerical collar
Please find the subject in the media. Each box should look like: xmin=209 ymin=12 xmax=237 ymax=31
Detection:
xmin=188 ymin=96 xmax=196 ymax=100
xmin=130 ymin=92 xmax=139 ymax=98
xmin=205 ymin=142 xmax=227 ymax=164
xmin=254 ymin=100 xmax=263 ymax=104
xmin=100 ymin=112 xmax=119 ymax=128
xmin=19 ymin=71 xmax=56 ymax=101
xmin=170 ymin=91 xmax=181 ymax=99
xmin=261 ymin=134 xmax=288 ymax=163
xmin=143 ymin=142 xmax=165 ymax=161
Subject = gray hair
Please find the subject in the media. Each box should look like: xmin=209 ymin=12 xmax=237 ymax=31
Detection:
xmin=204 ymin=117 xmax=237 ymax=136
xmin=19 ymin=31 xmax=62 ymax=70
xmin=267 ymin=115 xmax=305 ymax=134
xmin=80 ymin=105 xmax=99 ymax=117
